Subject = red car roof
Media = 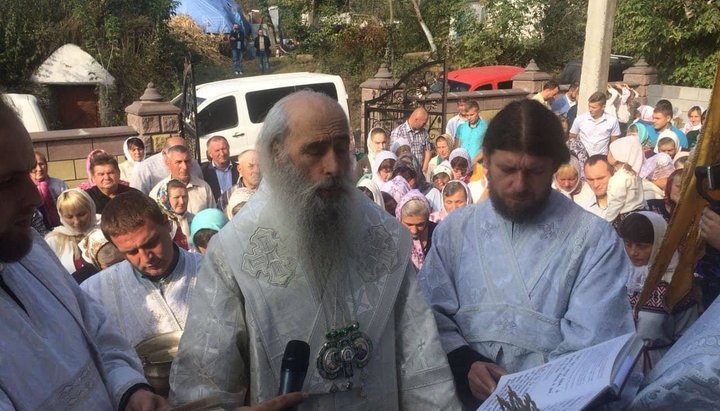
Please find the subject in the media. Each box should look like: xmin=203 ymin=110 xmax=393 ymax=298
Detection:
xmin=446 ymin=65 xmax=525 ymax=90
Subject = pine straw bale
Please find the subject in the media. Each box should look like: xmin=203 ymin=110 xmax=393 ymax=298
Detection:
xmin=168 ymin=14 xmax=228 ymax=64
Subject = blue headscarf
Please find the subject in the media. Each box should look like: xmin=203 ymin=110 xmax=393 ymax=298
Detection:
xmin=189 ymin=208 xmax=229 ymax=249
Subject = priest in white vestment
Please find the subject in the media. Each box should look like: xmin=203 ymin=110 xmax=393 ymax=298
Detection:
xmin=81 ymin=190 xmax=202 ymax=347
xmin=169 ymin=91 xmax=461 ymax=410
xmin=419 ymin=99 xmax=634 ymax=408
xmin=629 ymin=294 xmax=720 ymax=409
xmin=0 ymin=99 xmax=168 ymax=410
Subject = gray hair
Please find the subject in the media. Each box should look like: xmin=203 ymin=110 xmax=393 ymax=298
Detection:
xmin=206 ymin=135 xmax=229 ymax=147
xmin=257 ymin=90 xmax=343 ymax=176
xmin=401 ymin=198 xmax=429 ymax=218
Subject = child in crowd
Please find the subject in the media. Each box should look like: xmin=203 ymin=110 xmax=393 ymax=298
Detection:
xmin=605 ymin=137 xmax=646 ymax=228
xmin=190 ymin=208 xmax=228 ymax=254
xmin=424 ymin=164 xmax=452 ymax=213
xmin=620 ymin=212 xmax=698 ymax=372
xmin=655 ymin=130 xmax=680 ymax=159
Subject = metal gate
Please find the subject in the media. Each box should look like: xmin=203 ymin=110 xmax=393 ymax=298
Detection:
xmin=179 ymin=59 xmax=200 ymax=163
xmin=363 ymin=59 xmax=448 ymax=148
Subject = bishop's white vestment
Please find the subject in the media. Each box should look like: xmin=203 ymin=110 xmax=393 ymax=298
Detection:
xmin=169 ymin=185 xmax=461 ymax=410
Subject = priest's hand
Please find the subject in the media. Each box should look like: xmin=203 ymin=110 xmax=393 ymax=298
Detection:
xmin=125 ymin=389 xmax=170 ymax=411
xmin=234 ymin=392 xmax=307 ymax=411
xmin=701 ymin=207 xmax=720 ymax=250
xmin=468 ymin=361 xmax=507 ymax=401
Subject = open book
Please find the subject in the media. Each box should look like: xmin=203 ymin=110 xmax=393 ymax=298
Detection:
xmin=478 ymin=333 xmax=643 ymax=411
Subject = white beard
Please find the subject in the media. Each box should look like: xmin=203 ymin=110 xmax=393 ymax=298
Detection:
xmin=264 ymin=150 xmax=363 ymax=288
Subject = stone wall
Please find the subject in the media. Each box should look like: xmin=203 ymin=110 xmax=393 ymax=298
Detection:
xmin=31 ymin=126 xmax=138 ymax=187
xmin=647 ymin=84 xmax=711 ymax=124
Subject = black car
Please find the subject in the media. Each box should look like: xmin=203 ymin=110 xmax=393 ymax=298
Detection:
xmin=558 ymin=55 xmax=635 ymax=84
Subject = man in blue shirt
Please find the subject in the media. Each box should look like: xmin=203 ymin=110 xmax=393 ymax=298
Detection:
xmin=455 ymin=100 xmax=488 ymax=165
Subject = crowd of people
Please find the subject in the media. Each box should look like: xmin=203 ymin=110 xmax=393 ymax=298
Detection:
xmin=1 ymin=84 xmax=719 ymax=411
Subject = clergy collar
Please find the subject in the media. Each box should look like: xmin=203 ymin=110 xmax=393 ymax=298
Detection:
xmin=137 ymin=244 xmax=182 ymax=283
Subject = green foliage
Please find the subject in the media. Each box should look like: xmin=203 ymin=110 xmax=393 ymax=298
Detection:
xmin=0 ymin=0 xmax=188 ymax=124
xmin=452 ymin=0 xmax=587 ymax=72
xmin=614 ymin=0 xmax=720 ymax=88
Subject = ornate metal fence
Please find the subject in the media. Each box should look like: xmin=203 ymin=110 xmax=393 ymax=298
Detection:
xmin=363 ymin=59 xmax=448 ymax=147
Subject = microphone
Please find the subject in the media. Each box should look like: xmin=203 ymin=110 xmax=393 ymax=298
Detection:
xmin=278 ymin=340 xmax=310 ymax=400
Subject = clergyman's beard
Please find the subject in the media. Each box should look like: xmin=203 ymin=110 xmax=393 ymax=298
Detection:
xmin=0 ymin=228 xmax=33 ymax=263
xmin=267 ymin=153 xmax=361 ymax=287
xmin=488 ymin=181 xmax=551 ymax=223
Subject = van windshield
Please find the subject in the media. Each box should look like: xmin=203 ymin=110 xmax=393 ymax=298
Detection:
xmin=245 ymin=83 xmax=339 ymax=123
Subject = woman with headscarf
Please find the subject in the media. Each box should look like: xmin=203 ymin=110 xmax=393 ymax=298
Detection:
xmin=429 ymin=180 xmax=473 ymax=223
xmin=605 ymin=137 xmax=646 ymax=228
xmin=354 ymin=127 xmax=388 ymax=182
xmin=395 ymin=190 xmax=434 ymax=271
xmin=449 ymin=148 xmax=472 ymax=183
xmin=627 ymin=122 xmax=652 ymax=152
xmin=30 ymin=151 xmax=68 ymax=229
xmin=45 ymin=189 xmax=98 ymax=274
xmin=226 ymin=186 xmax=256 ymax=219
xmin=640 ymin=152 xmax=675 ymax=200
xmin=425 ymin=164 xmax=452 ymax=212
xmin=73 ymin=228 xmax=124 ymax=284
xmin=647 ymin=168 xmax=684 ymax=221
xmin=381 ymin=175 xmax=411 ymax=205
xmin=190 ymin=208 xmax=229 ymax=253
xmin=78 ymin=149 xmax=109 ymax=190
xmin=372 ymin=150 xmax=397 ymax=186
xmin=447 ymin=147 xmax=488 ymax=195
xmin=119 ymin=136 xmax=146 ymax=182
xmin=357 ymin=177 xmax=384 ymax=208
xmin=156 ymin=179 xmax=194 ymax=251
xmin=552 ymin=155 xmax=594 ymax=204
xmin=619 ymin=212 xmax=698 ymax=372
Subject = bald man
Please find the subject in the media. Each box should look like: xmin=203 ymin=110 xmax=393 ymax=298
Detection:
xmin=390 ymin=107 xmax=432 ymax=173
xmin=130 ymin=136 xmax=204 ymax=194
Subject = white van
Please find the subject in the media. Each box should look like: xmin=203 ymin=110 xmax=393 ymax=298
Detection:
xmin=2 ymin=93 xmax=49 ymax=132
xmin=174 ymin=72 xmax=349 ymax=161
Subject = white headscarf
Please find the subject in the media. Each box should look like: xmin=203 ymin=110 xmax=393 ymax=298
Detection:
xmin=610 ymin=136 xmax=644 ymax=174
xmin=122 ymin=136 xmax=146 ymax=165
xmin=449 ymin=148 xmax=472 ymax=176
xmin=366 ymin=128 xmax=387 ymax=167
xmin=226 ymin=187 xmax=255 ymax=219
xmin=372 ymin=150 xmax=397 ymax=186
xmin=625 ymin=211 xmax=679 ymax=293
xmin=357 ymin=177 xmax=384 ymax=207
xmin=390 ymin=137 xmax=411 ymax=154
xmin=654 ymin=129 xmax=681 ymax=154
xmin=45 ymin=189 xmax=98 ymax=262
xmin=429 ymin=179 xmax=473 ymax=223
xmin=639 ymin=105 xmax=655 ymax=122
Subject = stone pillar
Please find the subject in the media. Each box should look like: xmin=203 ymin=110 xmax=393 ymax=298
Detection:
xmin=623 ymin=57 xmax=658 ymax=105
xmin=511 ymin=60 xmax=552 ymax=96
xmin=125 ymin=83 xmax=181 ymax=153
xmin=577 ymin=0 xmax=617 ymax=114
xmin=359 ymin=63 xmax=400 ymax=147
